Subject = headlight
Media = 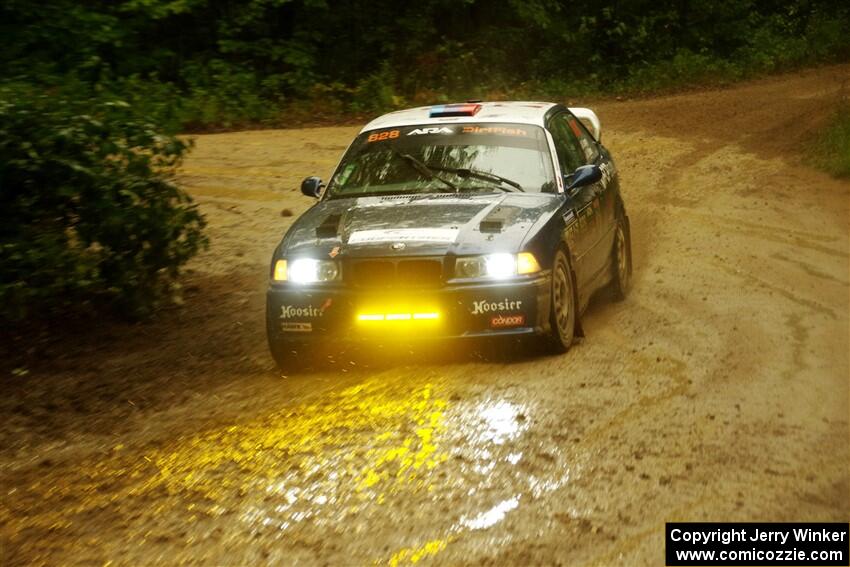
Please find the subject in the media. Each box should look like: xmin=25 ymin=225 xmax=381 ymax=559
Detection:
xmin=273 ymin=258 xmax=339 ymax=283
xmin=454 ymin=252 xmax=540 ymax=279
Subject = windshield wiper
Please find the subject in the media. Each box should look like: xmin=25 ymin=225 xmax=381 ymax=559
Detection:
xmin=426 ymin=165 xmax=524 ymax=192
xmin=392 ymin=150 xmax=458 ymax=193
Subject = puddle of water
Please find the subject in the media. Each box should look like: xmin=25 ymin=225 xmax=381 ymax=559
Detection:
xmin=9 ymin=376 xmax=582 ymax=566
xmin=476 ymin=400 xmax=526 ymax=445
xmin=374 ymin=395 xmax=583 ymax=564
xmin=460 ymin=496 xmax=520 ymax=530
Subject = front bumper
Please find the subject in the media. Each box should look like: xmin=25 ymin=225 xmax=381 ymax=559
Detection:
xmin=266 ymin=274 xmax=551 ymax=344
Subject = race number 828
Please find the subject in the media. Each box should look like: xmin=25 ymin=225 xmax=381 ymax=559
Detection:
xmin=367 ymin=130 xmax=400 ymax=142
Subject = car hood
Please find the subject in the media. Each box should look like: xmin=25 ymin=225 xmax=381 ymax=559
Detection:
xmin=281 ymin=192 xmax=562 ymax=258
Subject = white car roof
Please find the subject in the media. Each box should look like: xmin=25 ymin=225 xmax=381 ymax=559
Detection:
xmin=360 ymin=101 xmax=558 ymax=132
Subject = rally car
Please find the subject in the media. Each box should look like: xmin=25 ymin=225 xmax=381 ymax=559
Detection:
xmin=266 ymin=101 xmax=631 ymax=368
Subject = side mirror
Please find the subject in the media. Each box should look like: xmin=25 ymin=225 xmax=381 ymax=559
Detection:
xmin=564 ymin=165 xmax=602 ymax=192
xmin=301 ymin=176 xmax=324 ymax=198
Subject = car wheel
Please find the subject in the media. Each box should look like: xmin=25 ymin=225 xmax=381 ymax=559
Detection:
xmin=610 ymin=213 xmax=632 ymax=301
xmin=548 ymin=248 xmax=576 ymax=353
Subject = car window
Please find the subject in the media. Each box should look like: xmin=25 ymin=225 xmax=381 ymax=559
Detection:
xmin=326 ymin=123 xmax=556 ymax=197
xmin=568 ymin=115 xmax=600 ymax=162
xmin=547 ymin=113 xmax=586 ymax=174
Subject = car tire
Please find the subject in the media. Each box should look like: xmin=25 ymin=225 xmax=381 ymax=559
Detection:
xmin=610 ymin=212 xmax=632 ymax=301
xmin=547 ymin=248 xmax=577 ymax=353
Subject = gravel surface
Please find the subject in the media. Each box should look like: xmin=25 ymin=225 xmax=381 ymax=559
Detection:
xmin=2 ymin=64 xmax=848 ymax=566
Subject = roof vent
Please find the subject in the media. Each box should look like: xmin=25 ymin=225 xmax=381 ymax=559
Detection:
xmin=429 ymin=103 xmax=482 ymax=118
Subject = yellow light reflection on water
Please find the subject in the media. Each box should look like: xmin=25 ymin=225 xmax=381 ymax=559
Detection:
xmin=386 ymin=536 xmax=453 ymax=567
xmin=7 ymin=369 xmax=555 ymax=566
xmin=4 ymin=376 xmax=455 ymax=564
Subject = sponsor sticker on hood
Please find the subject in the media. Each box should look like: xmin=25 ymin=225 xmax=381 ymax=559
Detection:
xmin=348 ymin=228 xmax=459 ymax=244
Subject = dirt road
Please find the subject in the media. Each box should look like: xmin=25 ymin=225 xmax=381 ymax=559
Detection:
xmin=2 ymin=65 xmax=848 ymax=566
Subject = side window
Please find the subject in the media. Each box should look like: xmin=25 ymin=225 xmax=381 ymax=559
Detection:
xmin=547 ymin=114 xmax=585 ymax=175
xmin=568 ymin=115 xmax=600 ymax=163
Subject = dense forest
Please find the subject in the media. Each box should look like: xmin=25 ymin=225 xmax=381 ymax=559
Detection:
xmin=3 ymin=0 xmax=849 ymax=128
xmin=1 ymin=0 xmax=848 ymax=323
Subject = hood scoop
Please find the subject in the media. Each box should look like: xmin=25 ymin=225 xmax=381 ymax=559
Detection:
xmin=315 ymin=213 xmax=342 ymax=238
xmin=479 ymin=206 xmax=519 ymax=233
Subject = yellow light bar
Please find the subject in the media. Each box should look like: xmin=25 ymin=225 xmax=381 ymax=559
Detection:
xmin=386 ymin=313 xmax=412 ymax=320
xmin=517 ymin=252 xmax=541 ymax=275
xmin=358 ymin=314 xmax=385 ymax=321
xmin=413 ymin=312 xmax=439 ymax=320
xmin=273 ymin=259 xmax=288 ymax=281
xmin=357 ymin=312 xmax=440 ymax=322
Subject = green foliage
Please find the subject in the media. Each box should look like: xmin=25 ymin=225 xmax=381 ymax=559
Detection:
xmin=813 ymin=97 xmax=850 ymax=178
xmin=180 ymin=60 xmax=276 ymax=129
xmin=616 ymin=49 xmax=743 ymax=93
xmin=0 ymin=84 xmax=207 ymax=321
xmin=3 ymin=1 xmax=849 ymax=128
xmin=350 ymin=65 xmax=402 ymax=114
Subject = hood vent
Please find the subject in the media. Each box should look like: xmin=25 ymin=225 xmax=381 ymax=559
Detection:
xmin=479 ymin=206 xmax=519 ymax=233
xmin=316 ymin=213 xmax=342 ymax=238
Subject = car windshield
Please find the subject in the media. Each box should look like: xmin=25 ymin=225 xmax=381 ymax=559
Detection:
xmin=326 ymin=123 xmax=556 ymax=197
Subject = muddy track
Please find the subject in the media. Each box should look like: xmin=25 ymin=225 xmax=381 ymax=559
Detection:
xmin=2 ymin=65 xmax=848 ymax=566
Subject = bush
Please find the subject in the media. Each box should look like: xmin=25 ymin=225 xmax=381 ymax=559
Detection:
xmin=350 ymin=65 xmax=403 ymax=115
xmin=813 ymin=97 xmax=850 ymax=178
xmin=617 ymin=49 xmax=743 ymax=93
xmin=734 ymin=15 xmax=810 ymax=74
xmin=180 ymin=60 xmax=277 ymax=129
xmin=0 ymin=84 xmax=207 ymax=322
